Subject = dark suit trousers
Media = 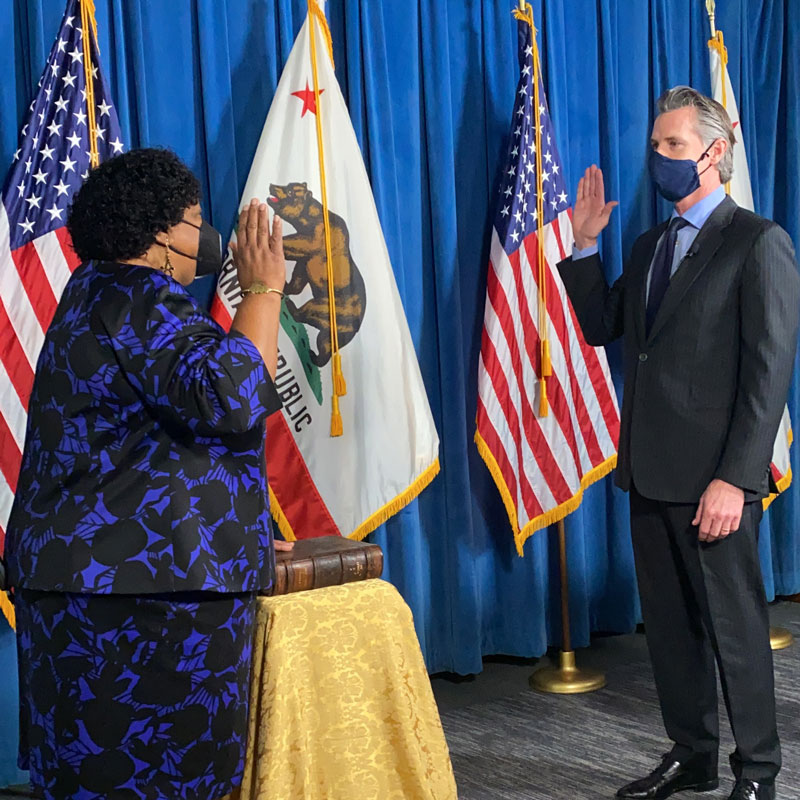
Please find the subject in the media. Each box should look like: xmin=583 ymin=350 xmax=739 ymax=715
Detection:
xmin=629 ymin=487 xmax=780 ymax=783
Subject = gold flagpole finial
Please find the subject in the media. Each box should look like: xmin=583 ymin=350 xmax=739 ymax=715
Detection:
xmin=705 ymin=0 xmax=717 ymax=37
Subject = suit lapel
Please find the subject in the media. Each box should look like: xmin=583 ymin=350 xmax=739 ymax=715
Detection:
xmin=646 ymin=196 xmax=737 ymax=343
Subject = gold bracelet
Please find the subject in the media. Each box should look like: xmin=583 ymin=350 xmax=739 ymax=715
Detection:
xmin=241 ymin=282 xmax=284 ymax=298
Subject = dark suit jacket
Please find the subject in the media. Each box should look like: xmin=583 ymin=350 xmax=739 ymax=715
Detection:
xmin=558 ymin=196 xmax=800 ymax=502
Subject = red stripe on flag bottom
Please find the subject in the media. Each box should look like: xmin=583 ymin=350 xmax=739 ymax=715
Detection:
xmin=210 ymin=293 xmax=232 ymax=331
xmin=0 ymin=414 xmax=21 ymax=494
xmin=267 ymin=411 xmax=340 ymax=539
xmin=476 ymin=396 xmax=520 ymax=515
xmin=480 ymin=326 xmax=545 ymax=519
xmin=54 ymin=227 xmax=81 ymax=272
xmin=565 ymin=297 xmax=620 ymax=442
xmin=522 ymin=235 xmax=611 ymax=463
xmin=496 ymin=250 xmax=586 ymax=472
xmin=0 ymin=298 xmax=35 ymax=409
xmin=770 ymin=462 xmax=782 ymax=483
xmin=556 ymin=210 xmax=620 ymax=440
xmin=488 ymin=257 xmax=585 ymax=492
xmin=10 ymin=242 xmax=57 ymax=332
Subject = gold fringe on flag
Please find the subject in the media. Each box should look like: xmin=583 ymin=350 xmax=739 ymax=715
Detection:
xmin=475 ymin=429 xmax=617 ymax=556
xmin=0 ymin=592 xmax=15 ymax=631
xmin=269 ymin=459 xmax=441 ymax=542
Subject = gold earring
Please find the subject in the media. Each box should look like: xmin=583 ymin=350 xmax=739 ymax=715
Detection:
xmin=160 ymin=236 xmax=174 ymax=277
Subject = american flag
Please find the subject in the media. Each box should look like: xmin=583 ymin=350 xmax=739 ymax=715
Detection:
xmin=475 ymin=7 xmax=620 ymax=556
xmin=0 ymin=0 xmax=123 ymax=565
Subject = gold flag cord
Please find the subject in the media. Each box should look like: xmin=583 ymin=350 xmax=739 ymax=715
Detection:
xmin=513 ymin=2 xmax=551 ymax=417
xmin=307 ymin=0 xmax=346 ymax=437
xmin=80 ymin=0 xmax=100 ymax=168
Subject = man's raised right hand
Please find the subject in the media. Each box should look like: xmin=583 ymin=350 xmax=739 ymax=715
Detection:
xmin=572 ymin=165 xmax=618 ymax=251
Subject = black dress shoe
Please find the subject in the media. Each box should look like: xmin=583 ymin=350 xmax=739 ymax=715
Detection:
xmin=616 ymin=752 xmax=719 ymax=799
xmin=728 ymin=779 xmax=776 ymax=800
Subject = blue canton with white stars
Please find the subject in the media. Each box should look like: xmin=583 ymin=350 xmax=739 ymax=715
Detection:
xmin=494 ymin=19 xmax=570 ymax=253
xmin=2 ymin=0 xmax=123 ymax=251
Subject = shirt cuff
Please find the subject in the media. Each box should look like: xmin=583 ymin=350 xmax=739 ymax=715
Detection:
xmin=572 ymin=242 xmax=598 ymax=260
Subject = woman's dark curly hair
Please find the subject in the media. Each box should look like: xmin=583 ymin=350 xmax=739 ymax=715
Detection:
xmin=67 ymin=148 xmax=200 ymax=263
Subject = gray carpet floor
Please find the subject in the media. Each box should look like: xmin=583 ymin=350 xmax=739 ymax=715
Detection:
xmin=432 ymin=601 xmax=800 ymax=800
xmin=2 ymin=602 xmax=797 ymax=799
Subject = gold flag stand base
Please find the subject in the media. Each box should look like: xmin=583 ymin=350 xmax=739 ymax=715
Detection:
xmin=529 ymin=649 xmax=606 ymax=694
xmin=770 ymin=626 xmax=794 ymax=651
xmin=529 ymin=520 xmax=607 ymax=695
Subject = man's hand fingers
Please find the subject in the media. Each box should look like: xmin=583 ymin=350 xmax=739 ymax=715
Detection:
xmin=699 ymin=506 xmax=714 ymax=538
xmin=706 ymin=512 xmax=724 ymax=540
xmin=692 ymin=497 xmax=705 ymax=527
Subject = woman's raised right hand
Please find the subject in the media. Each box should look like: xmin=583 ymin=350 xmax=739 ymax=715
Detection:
xmin=230 ymin=199 xmax=285 ymax=291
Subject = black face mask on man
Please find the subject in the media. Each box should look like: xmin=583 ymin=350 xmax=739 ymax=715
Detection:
xmin=648 ymin=142 xmax=716 ymax=203
xmin=170 ymin=219 xmax=224 ymax=276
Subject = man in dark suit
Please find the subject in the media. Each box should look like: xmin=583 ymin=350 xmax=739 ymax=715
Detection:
xmin=558 ymin=86 xmax=800 ymax=800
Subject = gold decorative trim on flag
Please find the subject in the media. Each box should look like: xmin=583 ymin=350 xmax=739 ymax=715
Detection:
xmin=348 ymin=459 xmax=440 ymax=542
xmin=271 ymin=458 xmax=441 ymax=543
xmin=0 ymin=592 xmax=15 ymax=631
xmin=763 ymin=425 xmax=794 ymax=511
xmin=475 ymin=430 xmax=616 ymax=556
xmin=763 ymin=468 xmax=793 ymax=512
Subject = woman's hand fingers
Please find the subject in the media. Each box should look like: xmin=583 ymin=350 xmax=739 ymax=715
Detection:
xmin=257 ymin=203 xmax=269 ymax=246
xmin=270 ymin=214 xmax=283 ymax=256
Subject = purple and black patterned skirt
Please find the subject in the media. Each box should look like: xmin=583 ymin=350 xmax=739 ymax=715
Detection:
xmin=15 ymin=589 xmax=256 ymax=800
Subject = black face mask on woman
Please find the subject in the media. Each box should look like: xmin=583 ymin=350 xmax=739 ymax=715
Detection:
xmin=170 ymin=219 xmax=224 ymax=276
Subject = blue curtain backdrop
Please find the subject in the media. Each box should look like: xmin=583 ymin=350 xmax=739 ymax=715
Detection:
xmin=1 ymin=1 xmax=799 ymax=778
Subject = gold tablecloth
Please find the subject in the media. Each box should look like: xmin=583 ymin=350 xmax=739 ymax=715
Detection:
xmin=239 ymin=579 xmax=458 ymax=800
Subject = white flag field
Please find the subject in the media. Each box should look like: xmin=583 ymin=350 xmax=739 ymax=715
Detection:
xmin=708 ymin=31 xmax=793 ymax=506
xmin=211 ymin=3 xmax=439 ymax=540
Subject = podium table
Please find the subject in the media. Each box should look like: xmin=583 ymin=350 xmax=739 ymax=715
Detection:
xmin=239 ymin=579 xmax=458 ymax=800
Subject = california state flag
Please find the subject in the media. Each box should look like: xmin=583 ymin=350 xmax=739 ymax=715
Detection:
xmin=709 ymin=30 xmax=792 ymax=504
xmin=211 ymin=1 xmax=439 ymax=540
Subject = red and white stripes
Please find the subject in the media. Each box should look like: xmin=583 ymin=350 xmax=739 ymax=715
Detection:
xmin=0 ymin=204 xmax=80 ymax=549
xmin=476 ymin=211 xmax=620 ymax=554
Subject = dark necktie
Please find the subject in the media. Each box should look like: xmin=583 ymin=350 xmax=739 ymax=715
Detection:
xmin=646 ymin=216 xmax=690 ymax=334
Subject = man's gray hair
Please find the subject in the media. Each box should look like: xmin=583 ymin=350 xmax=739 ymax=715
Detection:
xmin=657 ymin=86 xmax=735 ymax=183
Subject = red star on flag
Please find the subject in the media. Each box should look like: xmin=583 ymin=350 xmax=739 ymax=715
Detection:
xmin=291 ymin=81 xmax=324 ymax=117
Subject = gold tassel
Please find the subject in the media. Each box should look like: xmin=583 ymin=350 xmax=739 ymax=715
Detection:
xmin=330 ymin=394 xmax=343 ymax=437
xmin=539 ymin=378 xmax=549 ymax=417
xmin=332 ymin=352 xmax=347 ymax=396
xmin=541 ymin=339 xmax=552 ymax=377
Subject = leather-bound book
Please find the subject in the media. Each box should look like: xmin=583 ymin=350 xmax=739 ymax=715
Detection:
xmin=268 ymin=536 xmax=383 ymax=596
